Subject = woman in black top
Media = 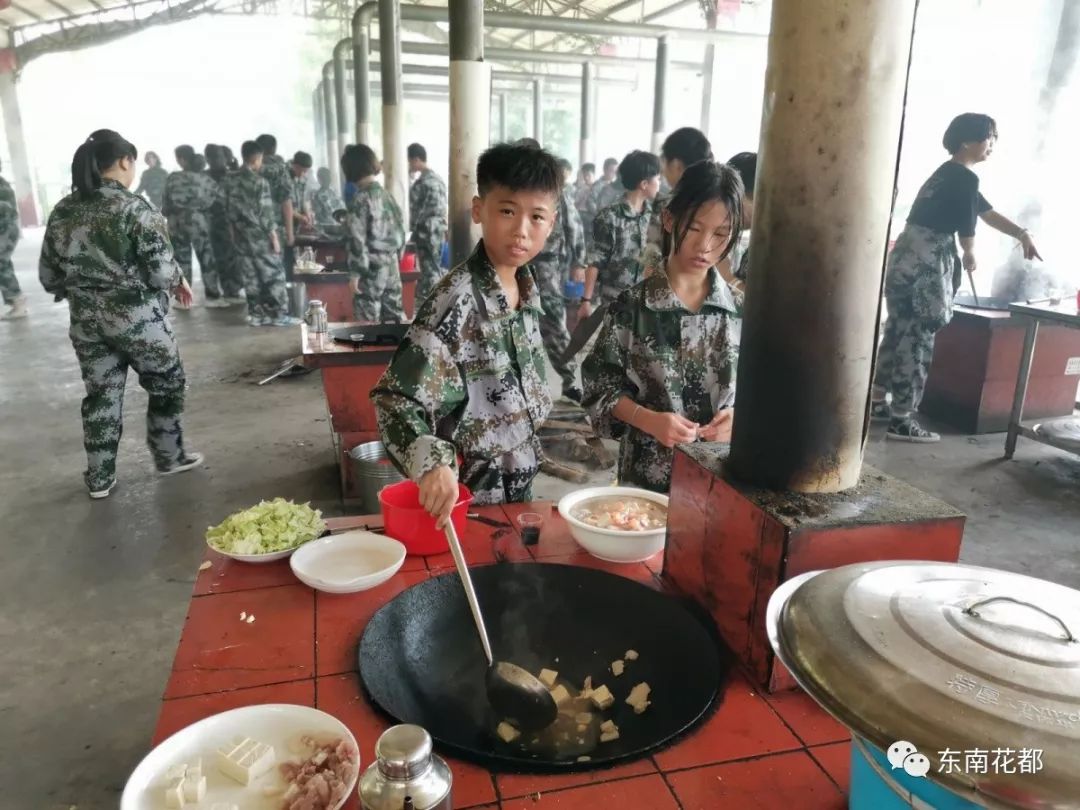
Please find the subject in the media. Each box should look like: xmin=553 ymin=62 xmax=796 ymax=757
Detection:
xmin=871 ymin=113 xmax=1041 ymax=442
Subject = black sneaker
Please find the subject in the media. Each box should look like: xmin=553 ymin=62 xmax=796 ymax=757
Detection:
xmin=886 ymin=419 xmax=940 ymax=443
xmin=870 ymin=400 xmax=891 ymax=422
xmin=159 ymin=452 xmax=205 ymax=476
xmin=563 ymin=386 xmax=583 ymax=405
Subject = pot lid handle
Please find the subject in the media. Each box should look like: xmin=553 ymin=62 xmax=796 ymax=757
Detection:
xmin=963 ymin=596 xmax=1077 ymax=643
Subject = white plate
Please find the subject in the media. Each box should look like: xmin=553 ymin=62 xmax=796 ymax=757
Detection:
xmin=557 ymin=486 xmax=669 ymax=563
xmin=290 ymin=530 xmax=406 ymax=593
xmin=207 ymin=543 xmax=300 ymax=564
xmin=121 ymin=704 xmax=359 ymax=810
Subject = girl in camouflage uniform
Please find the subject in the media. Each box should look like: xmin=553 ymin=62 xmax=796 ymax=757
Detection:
xmin=583 ymin=161 xmax=744 ymax=494
xmin=872 ymin=114 xmax=1042 ymax=443
xmin=39 ymin=130 xmax=202 ymax=499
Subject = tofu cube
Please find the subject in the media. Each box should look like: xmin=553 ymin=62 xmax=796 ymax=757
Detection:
xmin=182 ymin=774 xmax=206 ymax=803
xmin=549 ymin=684 xmax=572 ymax=705
xmin=600 ymin=729 xmax=620 ymax=743
xmin=627 ymin=682 xmax=652 ymax=714
xmin=164 ymin=777 xmax=186 ymax=809
xmin=538 ymin=668 xmax=559 ymax=688
xmin=611 ymin=660 xmax=625 ymax=676
xmin=216 ymin=737 xmax=276 ymax=785
xmin=589 ymin=684 xmax=614 ymax=710
xmin=574 ymin=712 xmax=592 ymax=725
xmin=624 ymin=649 xmax=639 ymax=661
xmin=496 ymin=721 xmax=521 ymax=743
xmin=165 ymin=763 xmax=188 ymax=781
xmin=581 ymin=676 xmax=593 ymax=698
xmin=600 ymin=719 xmax=618 ymax=735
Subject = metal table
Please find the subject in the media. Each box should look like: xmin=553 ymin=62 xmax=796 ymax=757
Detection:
xmin=1004 ymin=301 xmax=1080 ymax=458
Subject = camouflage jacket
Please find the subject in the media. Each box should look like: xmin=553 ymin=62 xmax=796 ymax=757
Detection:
xmin=372 ymin=241 xmax=552 ymax=504
xmin=160 ymin=169 xmax=218 ymax=220
xmin=588 ymin=197 xmax=653 ymax=299
xmin=535 ymin=186 xmax=586 ymax=268
xmin=260 ymin=154 xmax=293 ymax=228
xmin=290 ymin=172 xmax=311 ymax=212
xmin=223 ymin=168 xmax=276 ymax=254
xmin=39 ymin=179 xmax=181 ymax=298
xmin=346 ymin=180 xmax=405 ymax=279
xmin=581 ymin=265 xmax=738 ymax=493
xmin=311 ymin=186 xmax=345 ymax=228
xmin=409 ymin=168 xmax=448 ymax=239
xmin=641 ymin=191 xmax=670 ymax=273
xmin=589 ymin=178 xmax=624 ymax=220
xmin=0 ymin=175 xmax=21 ymax=247
xmin=134 ymin=166 xmax=168 ymax=209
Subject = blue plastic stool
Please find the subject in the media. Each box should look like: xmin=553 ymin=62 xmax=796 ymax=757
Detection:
xmin=850 ymin=738 xmax=980 ymax=810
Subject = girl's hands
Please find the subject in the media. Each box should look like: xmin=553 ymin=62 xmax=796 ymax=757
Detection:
xmin=698 ymin=409 xmax=734 ymax=442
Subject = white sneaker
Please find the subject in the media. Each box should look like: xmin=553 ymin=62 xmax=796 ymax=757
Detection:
xmin=88 ymin=479 xmax=116 ymax=499
xmin=159 ymin=452 xmax=204 ymax=476
xmin=204 ymin=298 xmax=231 ymax=308
xmin=1 ymin=296 xmax=28 ymax=320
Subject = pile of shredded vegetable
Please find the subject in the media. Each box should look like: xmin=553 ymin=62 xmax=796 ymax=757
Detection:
xmin=206 ymin=498 xmax=326 ymax=555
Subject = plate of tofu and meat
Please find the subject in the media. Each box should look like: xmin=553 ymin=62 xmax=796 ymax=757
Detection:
xmin=121 ymin=704 xmax=359 ymax=810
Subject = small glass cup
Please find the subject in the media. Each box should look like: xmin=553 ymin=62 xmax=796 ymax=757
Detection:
xmin=516 ymin=512 xmax=544 ymax=546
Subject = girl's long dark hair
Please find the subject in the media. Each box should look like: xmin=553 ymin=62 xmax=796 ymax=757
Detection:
xmin=662 ymin=160 xmax=744 ymax=263
xmin=71 ymin=129 xmax=137 ymax=199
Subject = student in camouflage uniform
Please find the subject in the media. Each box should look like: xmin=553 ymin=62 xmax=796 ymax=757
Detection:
xmin=872 ymin=114 xmax=1041 ymax=443
xmin=580 ymin=150 xmax=661 ymax=322
xmin=0 ymin=159 xmax=25 ymax=320
xmin=641 ymin=128 xmax=713 ymax=272
xmin=134 ymin=151 xmax=168 ymax=209
xmin=583 ymin=161 xmax=743 ymax=493
xmin=311 ymin=167 xmax=345 ymax=228
xmin=289 ymin=151 xmax=314 ymax=232
xmin=574 ymin=162 xmax=595 ymax=250
xmin=204 ymin=144 xmax=245 ymax=304
xmin=39 ymin=130 xmax=202 ymax=498
xmin=161 ymin=145 xmax=222 ymax=305
xmin=223 ymin=141 xmax=296 ymax=327
xmin=407 ymin=143 xmax=449 ymax=303
xmin=341 ymin=144 xmax=406 ymax=323
xmin=588 ymin=158 xmax=622 ymax=223
xmin=256 ymin=134 xmax=295 ymax=248
xmin=372 ymin=142 xmax=560 ymax=523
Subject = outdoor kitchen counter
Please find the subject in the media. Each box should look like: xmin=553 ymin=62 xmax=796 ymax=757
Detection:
xmin=152 ymin=505 xmax=850 ymax=809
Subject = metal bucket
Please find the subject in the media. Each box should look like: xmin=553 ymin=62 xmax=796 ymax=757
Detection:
xmin=286 ymin=282 xmax=308 ymax=318
xmin=349 ymin=441 xmax=405 ymax=514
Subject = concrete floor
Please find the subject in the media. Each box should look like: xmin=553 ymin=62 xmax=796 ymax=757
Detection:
xmin=2 ymin=229 xmax=1078 ymax=809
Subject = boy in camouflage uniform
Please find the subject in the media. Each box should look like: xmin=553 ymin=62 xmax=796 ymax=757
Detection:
xmin=40 ymin=128 xmax=201 ymax=498
xmin=580 ymin=150 xmax=661 ymax=318
xmin=0 ymin=159 xmax=25 ymax=320
xmin=256 ymin=134 xmax=295 ymax=249
xmin=311 ymin=167 xmax=345 ymax=228
xmin=641 ymin=127 xmax=713 ymax=271
xmin=161 ymin=145 xmax=222 ymax=305
xmin=372 ymin=141 xmax=560 ymax=520
xmin=407 ymin=143 xmax=449 ymax=303
xmin=531 ymin=158 xmax=586 ymax=403
xmin=340 ymin=144 xmax=406 ymax=322
xmin=133 ymin=151 xmax=168 ymax=209
xmin=223 ymin=141 xmax=294 ymax=326
xmin=204 ymin=144 xmax=246 ymax=304
xmin=289 ymin=151 xmax=314 ymax=233
xmin=583 ymin=161 xmax=743 ymax=493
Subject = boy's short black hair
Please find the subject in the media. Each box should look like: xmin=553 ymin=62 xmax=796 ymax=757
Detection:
xmin=942 ymin=113 xmax=998 ymax=154
xmin=407 ymin=143 xmax=427 ymax=161
xmin=726 ymin=151 xmax=758 ymax=198
xmin=603 ymin=157 xmax=618 ymax=171
xmin=317 ymin=167 xmax=332 ymax=184
xmin=292 ymin=151 xmax=313 ymax=169
xmin=255 ymin=134 xmax=277 ymax=155
xmin=618 ymin=150 xmax=661 ymax=190
xmin=241 ymin=140 xmax=263 ymax=162
xmin=476 ymin=142 xmax=562 ymax=198
xmin=175 ymin=144 xmax=195 ymax=165
xmin=557 ymin=158 xmax=573 ymax=173
xmin=661 ymin=127 xmax=713 ymax=167
xmin=663 ymin=160 xmax=744 ymax=263
xmin=581 ymin=162 xmax=596 ymax=175
xmin=341 ymin=144 xmax=380 ymax=182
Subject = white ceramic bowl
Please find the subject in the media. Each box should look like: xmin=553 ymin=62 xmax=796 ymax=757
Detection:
xmin=557 ymin=486 xmax=669 ymax=563
xmin=206 ymin=543 xmax=300 ymax=564
xmin=289 ymin=530 xmax=406 ymax=593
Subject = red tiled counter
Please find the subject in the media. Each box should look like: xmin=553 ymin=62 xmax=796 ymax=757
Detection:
xmin=154 ymin=504 xmax=851 ymax=808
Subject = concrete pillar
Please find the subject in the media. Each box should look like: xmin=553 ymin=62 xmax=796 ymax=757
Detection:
xmin=0 ymin=58 xmax=37 ymax=226
xmin=313 ymin=89 xmax=324 ymax=170
xmin=728 ymin=0 xmax=919 ymax=493
xmin=378 ymin=0 xmax=408 ymax=214
xmin=580 ymin=61 xmax=595 ymax=168
xmin=321 ymin=67 xmax=340 ymax=191
xmin=498 ymin=92 xmax=508 ymax=142
xmin=532 ymin=79 xmax=544 ymax=141
xmin=448 ymin=0 xmax=491 ymax=266
xmin=650 ymin=36 xmax=669 ymax=152
xmin=333 ymin=38 xmax=352 ymax=153
xmin=699 ymin=5 xmax=718 ymax=137
xmin=353 ymin=32 xmax=371 ymax=145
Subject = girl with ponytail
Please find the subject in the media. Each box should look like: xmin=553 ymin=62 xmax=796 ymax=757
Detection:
xmin=39 ymin=129 xmax=202 ymax=499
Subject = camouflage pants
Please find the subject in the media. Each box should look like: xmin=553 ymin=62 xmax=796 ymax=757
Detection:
xmin=532 ymin=257 xmax=579 ymax=391
xmin=873 ymin=312 xmax=937 ymax=420
xmin=460 ymin=444 xmax=540 ymax=505
xmin=68 ymin=289 xmax=187 ymax=489
xmin=235 ymin=248 xmax=288 ymax=320
xmin=170 ymin=214 xmax=221 ymax=298
xmin=0 ymin=237 xmax=19 ymax=303
xmin=209 ymin=217 xmax=245 ymax=298
xmin=354 ymin=258 xmax=405 ymax=323
xmin=414 ymin=229 xmax=446 ymax=304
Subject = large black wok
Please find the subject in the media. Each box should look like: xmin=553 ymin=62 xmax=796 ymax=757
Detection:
xmin=358 ymin=563 xmax=729 ymax=771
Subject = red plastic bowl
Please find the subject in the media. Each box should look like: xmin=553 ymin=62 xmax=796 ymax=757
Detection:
xmin=378 ymin=480 xmax=473 ymax=556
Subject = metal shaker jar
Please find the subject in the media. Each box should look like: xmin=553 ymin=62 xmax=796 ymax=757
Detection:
xmin=358 ymin=725 xmax=452 ymax=810
xmin=305 ymin=299 xmax=328 ymax=334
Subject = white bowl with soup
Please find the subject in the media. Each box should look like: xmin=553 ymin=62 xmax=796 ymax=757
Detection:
xmin=557 ymin=487 xmax=669 ymax=563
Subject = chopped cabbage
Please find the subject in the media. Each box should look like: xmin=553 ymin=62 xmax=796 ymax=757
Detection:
xmin=206 ymin=498 xmax=326 ymax=555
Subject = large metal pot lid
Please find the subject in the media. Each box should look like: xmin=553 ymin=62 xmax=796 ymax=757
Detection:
xmin=771 ymin=561 xmax=1080 ymax=808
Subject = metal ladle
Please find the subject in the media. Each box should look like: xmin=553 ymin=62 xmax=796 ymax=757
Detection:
xmin=443 ymin=521 xmax=558 ymax=731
